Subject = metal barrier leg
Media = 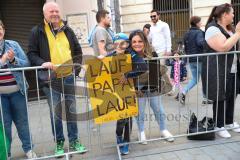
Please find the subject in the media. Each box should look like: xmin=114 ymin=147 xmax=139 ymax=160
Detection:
xmin=66 ymin=154 xmax=70 ymax=160
xmin=117 ymin=145 xmax=122 ymax=160
xmin=117 ymin=146 xmax=122 ymax=160
xmin=48 ymin=69 xmax=58 ymax=143
xmin=22 ymin=70 xmax=34 ymax=152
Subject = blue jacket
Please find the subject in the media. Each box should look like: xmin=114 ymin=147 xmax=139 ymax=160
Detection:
xmin=0 ymin=40 xmax=30 ymax=95
xmin=183 ymin=27 xmax=205 ymax=62
xmin=107 ymin=48 xmax=148 ymax=78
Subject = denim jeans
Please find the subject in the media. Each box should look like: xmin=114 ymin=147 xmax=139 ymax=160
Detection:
xmin=0 ymin=91 xmax=32 ymax=153
xmin=42 ymin=75 xmax=78 ymax=143
xmin=136 ymin=92 xmax=166 ymax=132
xmin=183 ymin=62 xmax=205 ymax=98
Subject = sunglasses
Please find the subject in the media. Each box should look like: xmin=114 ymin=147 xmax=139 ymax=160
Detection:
xmin=150 ymin=15 xmax=157 ymax=19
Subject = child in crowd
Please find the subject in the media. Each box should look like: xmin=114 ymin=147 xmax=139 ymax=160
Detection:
xmin=169 ymin=51 xmax=187 ymax=98
xmin=104 ymin=33 xmax=147 ymax=155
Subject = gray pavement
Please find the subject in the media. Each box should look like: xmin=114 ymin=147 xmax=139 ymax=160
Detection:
xmin=8 ymin=77 xmax=240 ymax=160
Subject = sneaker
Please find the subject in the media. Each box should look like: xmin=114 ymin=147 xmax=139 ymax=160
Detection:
xmin=26 ymin=150 xmax=37 ymax=159
xmin=226 ymin=122 xmax=240 ymax=133
xmin=215 ymin=127 xmax=231 ymax=138
xmin=180 ymin=93 xmax=185 ymax=105
xmin=161 ymin=130 xmax=174 ymax=142
xmin=138 ymin=131 xmax=147 ymax=144
xmin=69 ymin=140 xmax=87 ymax=153
xmin=202 ymin=99 xmax=213 ymax=105
xmin=55 ymin=141 xmax=64 ymax=156
xmin=121 ymin=144 xmax=129 ymax=155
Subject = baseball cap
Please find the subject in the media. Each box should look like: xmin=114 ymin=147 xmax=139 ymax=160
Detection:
xmin=113 ymin=32 xmax=129 ymax=42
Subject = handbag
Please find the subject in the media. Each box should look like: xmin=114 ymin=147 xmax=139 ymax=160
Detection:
xmin=187 ymin=113 xmax=215 ymax=140
xmin=135 ymin=63 xmax=172 ymax=95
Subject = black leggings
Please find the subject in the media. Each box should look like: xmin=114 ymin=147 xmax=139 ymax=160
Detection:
xmin=116 ymin=118 xmax=132 ymax=142
xmin=213 ymin=74 xmax=237 ymax=127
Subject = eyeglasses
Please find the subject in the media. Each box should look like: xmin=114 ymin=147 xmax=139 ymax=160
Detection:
xmin=150 ymin=15 xmax=157 ymax=19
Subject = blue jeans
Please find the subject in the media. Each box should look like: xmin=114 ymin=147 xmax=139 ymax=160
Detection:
xmin=183 ymin=62 xmax=205 ymax=98
xmin=136 ymin=92 xmax=166 ymax=132
xmin=0 ymin=91 xmax=32 ymax=153
xmin=42 ymin=75 xmax=78 ymax=143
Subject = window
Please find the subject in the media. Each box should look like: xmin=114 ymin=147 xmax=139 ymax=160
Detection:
xmin=153 ymin=0 xmax=190 ymax=50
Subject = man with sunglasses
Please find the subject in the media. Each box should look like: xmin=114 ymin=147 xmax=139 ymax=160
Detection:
xmin=148 ymin=9 xmax=172 ymax=63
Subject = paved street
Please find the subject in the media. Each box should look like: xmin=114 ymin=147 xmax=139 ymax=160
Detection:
xmin=1 ymin=0 xmax=240 ymax=159
xmin=8 ymin=71 xmax=240 ymax=160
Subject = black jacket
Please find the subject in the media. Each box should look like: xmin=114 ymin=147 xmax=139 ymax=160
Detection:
xmin=183 ymin=27 xmax=205 ymax=62
xmin=202 ymin=21 xmax=238 ymax=101
xmin=27 ymin=21 xmax=82 ymax=76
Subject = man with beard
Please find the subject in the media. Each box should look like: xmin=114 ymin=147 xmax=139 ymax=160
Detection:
xmin=27 ymin=1 xmax=86 ymax=156
xmin=148 ymin=9 xmax=172 ymax=64
xmin=92 ymin=10 xmax=115 ymax=58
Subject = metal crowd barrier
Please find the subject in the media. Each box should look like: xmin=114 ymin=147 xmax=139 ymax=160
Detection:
xmin=0 ymin=51 xmax=239 ymax=160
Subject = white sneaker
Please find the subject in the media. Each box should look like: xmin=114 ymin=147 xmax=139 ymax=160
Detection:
xmin=161 ymin=130 xmax=174 ymax=142
xmin=26 ymin=150 xmax=37 ymax=159
xmin=226 ymin=122 xmax=240 ymax=133
xmin=138 ymin=131 xmax=147 ymax=145
xmin=215 ymin=127 xmax=231 ymax=138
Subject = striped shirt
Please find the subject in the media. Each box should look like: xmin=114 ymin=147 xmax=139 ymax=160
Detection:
xmin=0 ymin=53 xmax=19 ymax=94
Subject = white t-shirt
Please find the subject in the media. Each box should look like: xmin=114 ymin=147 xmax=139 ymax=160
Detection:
xmin=205 ymin=26 xmax=237 ymax=73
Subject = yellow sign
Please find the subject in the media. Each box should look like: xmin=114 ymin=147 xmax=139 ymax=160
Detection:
xmin=85 ymin=54 xmax=138 ymax=124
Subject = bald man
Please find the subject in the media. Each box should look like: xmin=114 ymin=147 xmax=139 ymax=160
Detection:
xmin=27 ymin=2 xmax=86 ymax=156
